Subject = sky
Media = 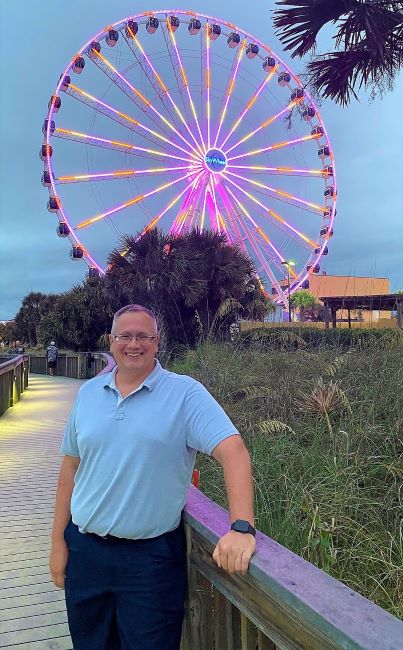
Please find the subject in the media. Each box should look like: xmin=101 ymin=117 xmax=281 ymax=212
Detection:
xmin=1 ymin=1 xmax=402 ymax=320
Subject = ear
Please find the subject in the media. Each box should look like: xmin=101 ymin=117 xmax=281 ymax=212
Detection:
xmin=108 ymin=334 xmax=114 ymax=350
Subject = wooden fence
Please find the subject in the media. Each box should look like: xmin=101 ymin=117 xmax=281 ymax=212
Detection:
xmin=29 ymin=351 xmax=114 ymax=379
xmin=181 ymin=486 xmax=403 ymax=649
xmin=0 ymin=354 xmax=29 ymax=416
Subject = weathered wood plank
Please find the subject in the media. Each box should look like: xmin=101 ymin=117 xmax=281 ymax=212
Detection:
xmin=0 ymin=622 xmax=70 ymax=646
xmin=0 ymin=590 xmax=65 ymax=612
xmin=0 ymin=566 xmax=51 ymax=581
xmin=1 ymin=636 xmax=72 ymax=649
xmin=0 ymin=599 xmax=65 ymax=622
xmin=0 ymin=571 xmax=51 ymax=589
xmin=214 ymin=587 xmax=228 ymax=649
xmin=0 ymin=610 xmax=67 ymax=633
xmin=257 ymin=630 xmax=276 ymax=650
xmin=1 ymin=551 xmax=49 ymax=564
xmin=241 ymin=612 xmax=257 ymax=650
xmin=0 ymin=582 xmax=60 ymax=599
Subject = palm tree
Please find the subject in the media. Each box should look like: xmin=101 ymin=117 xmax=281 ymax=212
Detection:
xmin=273 ymin=1 xmax=403 ymax=105
xmin=37 ymin=279 xmax=114 ymax=351
xmin=106 ymin=229 xmax=271 ymax=348
xmin=14 ymin=292 xmax=58 ymax=347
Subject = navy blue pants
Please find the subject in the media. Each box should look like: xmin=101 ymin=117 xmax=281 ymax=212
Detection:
xmin=64 ymin=520 xmax=187 ymax=650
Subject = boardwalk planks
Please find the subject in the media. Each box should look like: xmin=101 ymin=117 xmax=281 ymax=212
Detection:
xmin=0 ymin=375 xmax=83 ymax=649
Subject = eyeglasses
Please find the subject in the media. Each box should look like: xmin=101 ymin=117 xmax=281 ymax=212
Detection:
xmin=112 ymin=334 xmax=157 ymax=344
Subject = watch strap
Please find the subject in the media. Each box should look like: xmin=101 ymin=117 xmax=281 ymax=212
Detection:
xmin=230 ymin=519 xmax=256 ymax=536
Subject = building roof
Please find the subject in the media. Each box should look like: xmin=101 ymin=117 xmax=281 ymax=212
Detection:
xmin=319 ymin=294 xmax=403 ymax=311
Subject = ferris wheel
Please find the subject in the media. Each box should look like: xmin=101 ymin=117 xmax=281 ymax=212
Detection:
xmin=41 ymin=10 xmax=337 ymax=307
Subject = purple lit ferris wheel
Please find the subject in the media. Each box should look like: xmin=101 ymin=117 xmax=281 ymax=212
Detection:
xmin=41 ymin=9 xmax=337 ymax=307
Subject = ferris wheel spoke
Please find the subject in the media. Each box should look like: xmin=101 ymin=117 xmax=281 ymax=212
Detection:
xmin=205 ymin=23 xmax=212 ymax=150
xmin=227 ymin=132 xmax=321 ymax=162
xmin=219 ymin=65 xmax=279 ymax=150
xmin=209 ymin=178 xmax=231 ymax=239
xmin=89 ymin=48 xmax=198 ymax=156
xmin=177 ymin=173 xmax=209 ymax=235
xmin=54 ymin=128 xmax=199 ymax=164
xmin=197 ymin=185 xmax=209 ymax=232
xmin=214 ymin=184 xmax=273 ymax=297
xmin=222 ymin=185 xmax=290 ymax=303
xmin=225 ymin=170 xmax=325 ymax=214
xmin=75 ymin=170 xmax=199 ymax=231
xmin=66 ymin=82 xmax=201 ymax=160
xmin=224 ymin=102 xmax=296 ymax=156
xmin=228 ymin=164 xmax=330 ymax=178
xmin=56 ymin=165 xmax=199 ymax=184
xmin=164 ymin=21 xmax=206 ymax=152
xmin=222 ymin=174 xmax=318 ymax=250
xmin=213 ymin=39 xmax=246 ymax=148
xmin=214 ymin=179 xmax=246 ymax=245
xmin=125 ymin=28 xmax=205 ymax=158
xmin=223 ymin=184 xmax=294 ymax=274
xmin=171 ymin=174 xmax=204 ymax=234
xmin=134 ymin=173 xmax=204 ymax=243
xmin=122 ymin=29 xmax=186 ymax=135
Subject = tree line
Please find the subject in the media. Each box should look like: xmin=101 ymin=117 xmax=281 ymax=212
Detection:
xmin=6 ymin=230 xmax=271 ymax=355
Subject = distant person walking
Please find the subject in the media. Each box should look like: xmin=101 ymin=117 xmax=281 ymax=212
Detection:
xmin=46 ymin=341 xmax=58 ymax=376
xmin=9 ymin=340 xmax=25 ymax=355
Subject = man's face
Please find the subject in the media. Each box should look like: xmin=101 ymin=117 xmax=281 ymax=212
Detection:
xmin=109 ymin=311 xmax=158 ymax=376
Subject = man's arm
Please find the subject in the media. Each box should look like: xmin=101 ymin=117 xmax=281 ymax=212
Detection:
xmin=211 ymin=435 xmax=256 ymax=575
xmin=49 ymin=455 xmax=80 ymax=588
xmin=212 ymin=435 xmax=254 ymax=524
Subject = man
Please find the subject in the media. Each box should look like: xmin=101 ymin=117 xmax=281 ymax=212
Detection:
xmin=46 ymin=340 xmax=58 ymax=376
xmin=49 ymin=304 xmax=255 ymax=650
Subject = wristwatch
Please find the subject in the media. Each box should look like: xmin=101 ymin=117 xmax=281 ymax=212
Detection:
xmin=230 ymin=519 xmax=256 ymax=536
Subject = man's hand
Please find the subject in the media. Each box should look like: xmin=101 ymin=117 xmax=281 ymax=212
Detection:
xmin=49 ymin=540 xmax=68 ymax=588
xmin=212 ymin=530 xmax=256 ymax=576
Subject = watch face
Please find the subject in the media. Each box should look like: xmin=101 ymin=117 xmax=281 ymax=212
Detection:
xmin=235 ymin=520 xmax=249 ymax=533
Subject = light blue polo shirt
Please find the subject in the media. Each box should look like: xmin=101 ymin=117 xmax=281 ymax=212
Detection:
xmin=61 ymin=361 xmax=239 ymax=539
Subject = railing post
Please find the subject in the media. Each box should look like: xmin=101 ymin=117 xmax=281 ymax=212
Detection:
xmin=9 ymin=371 xmax=14 ymax=407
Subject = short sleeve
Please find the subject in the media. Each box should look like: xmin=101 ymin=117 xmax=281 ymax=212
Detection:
xmin=60 ymin=393 xmax=80 ymax=457
xmin=184 ymin=380 xmax=239 ymax=455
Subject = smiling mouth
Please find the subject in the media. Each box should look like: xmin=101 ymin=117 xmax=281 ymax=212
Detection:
xmin=125 ymin=353 xmax=143 ymax=358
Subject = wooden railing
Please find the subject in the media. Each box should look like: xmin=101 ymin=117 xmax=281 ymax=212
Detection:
xmin=0 ymin=354 xmax=29 ymax=416
xmin=28 ymin=352 xmax=114 ymax=379
xmin=181 ymin=486 xmax=403 ymax=650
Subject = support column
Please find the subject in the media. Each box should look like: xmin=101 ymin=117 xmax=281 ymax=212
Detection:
xmin=397 ymin=299 xmax=403 ymax=329
xmin=331 ymin=306 xmax=337 ymax=329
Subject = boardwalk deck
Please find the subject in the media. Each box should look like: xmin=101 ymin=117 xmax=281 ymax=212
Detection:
xmin=0 ymin=374 xmax=83 ymax=649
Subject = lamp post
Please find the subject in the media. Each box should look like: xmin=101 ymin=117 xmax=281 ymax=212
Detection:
xmin=280 ymin=260 xmax=296 ymax=323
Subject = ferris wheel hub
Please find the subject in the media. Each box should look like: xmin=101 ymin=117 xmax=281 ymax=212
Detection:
xmin=204 ymin=148 xmax=227 ymax=174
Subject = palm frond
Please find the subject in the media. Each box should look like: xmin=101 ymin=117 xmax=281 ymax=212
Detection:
xmin=273 ymin=0 xmax=348 ymax=58
xmin=259 ymin=420 xmax=296 ymax=435
xmin=324 ymin=351 xmax=352 ymax=378
xmin=306 ymin=40 xmax=400 ymax=104
xmin=274 ymin=0 xmax=403 ymax=104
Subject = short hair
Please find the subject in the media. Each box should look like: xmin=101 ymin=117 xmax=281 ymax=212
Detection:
xmin=111 ymin=304 xmax=158 ymax=334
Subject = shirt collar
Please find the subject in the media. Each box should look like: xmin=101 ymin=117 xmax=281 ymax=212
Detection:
xmin=103 ymin=359 xmax=163 ymax=393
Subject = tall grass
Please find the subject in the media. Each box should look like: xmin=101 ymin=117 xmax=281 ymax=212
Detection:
xmin=170 ymin=337 xmax=403 ymax=618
